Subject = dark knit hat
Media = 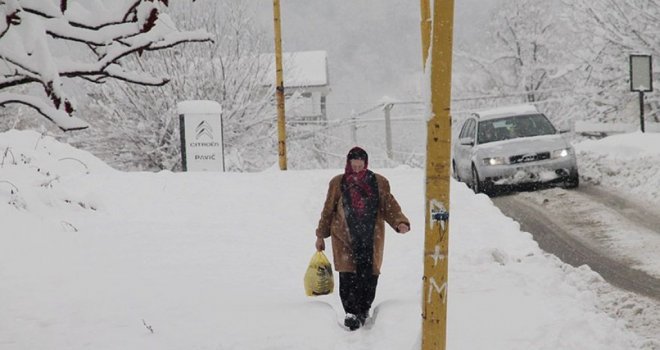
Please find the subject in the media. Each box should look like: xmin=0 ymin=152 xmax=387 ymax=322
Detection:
xmin=347 ymin=147 xmax=368 ymax=162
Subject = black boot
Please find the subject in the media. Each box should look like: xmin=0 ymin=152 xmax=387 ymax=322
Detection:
xmin=357 ymin=312 xmax=369 ymax=326
xmin=344 ymin=314 xmax=361 ymax=331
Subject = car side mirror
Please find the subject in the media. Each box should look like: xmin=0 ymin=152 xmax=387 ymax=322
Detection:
xmin=459 ymin=137 xmax=475 ymax=146
xmin=558 ymin=128 xmax=571 ymax=134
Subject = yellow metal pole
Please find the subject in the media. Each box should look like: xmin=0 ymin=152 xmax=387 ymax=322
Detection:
xmin=421 ymin=0 xmax=454 ymax=349
xmin=273 ymin=0 xmax=288 ymax=170
xmin=420 ymin=0 xmax=431 ymax=67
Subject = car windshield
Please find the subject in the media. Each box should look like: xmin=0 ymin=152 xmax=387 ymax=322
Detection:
xmin=477 ymin=114 xmax=556 ymax=144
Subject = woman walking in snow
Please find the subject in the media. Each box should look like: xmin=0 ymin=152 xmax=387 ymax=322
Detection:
xmin=315 ymin=147 xmax=410 ymax=331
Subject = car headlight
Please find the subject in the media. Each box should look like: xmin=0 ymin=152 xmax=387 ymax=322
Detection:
xmin=551 ymin=148 xmax=571 ymax=159
xmin=482 ymin=157 xmax=507 ymax=166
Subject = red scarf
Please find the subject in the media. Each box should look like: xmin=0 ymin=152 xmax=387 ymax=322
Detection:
xmin=343 ymin=162 xmax=373 ymax=217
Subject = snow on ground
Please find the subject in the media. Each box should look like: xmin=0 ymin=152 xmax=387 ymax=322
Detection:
xmin=576 ymin=131 xmax=660 ymax=206
xmin=0 ymin=129 xmax=657 ymax=349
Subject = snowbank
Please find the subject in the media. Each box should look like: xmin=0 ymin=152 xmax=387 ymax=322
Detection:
xmin=576 ymin=132 xmax=660 ymax=206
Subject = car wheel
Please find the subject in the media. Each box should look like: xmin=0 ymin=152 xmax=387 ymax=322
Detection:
xmin=471 ymin=165 xmax=482 ymax=193
xmin=453 ymin=160 xmax=461 ymax=182
xmin=564 ymin=170 xmax=579 ymax=189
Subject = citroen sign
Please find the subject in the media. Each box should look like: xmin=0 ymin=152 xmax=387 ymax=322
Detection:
xmin=177 ymin=100 xmax=224 ymax=171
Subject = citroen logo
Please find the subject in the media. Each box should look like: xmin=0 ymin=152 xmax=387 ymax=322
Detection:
xmin=195 ymin=121 xmax=214 ymax=140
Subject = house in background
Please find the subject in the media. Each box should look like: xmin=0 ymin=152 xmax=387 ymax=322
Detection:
xmin=261 ymin=50 xmax=330 ymax=124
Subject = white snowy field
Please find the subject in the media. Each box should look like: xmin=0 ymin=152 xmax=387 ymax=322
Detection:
xmin=0 ymin=130 xmax=658 ymax=350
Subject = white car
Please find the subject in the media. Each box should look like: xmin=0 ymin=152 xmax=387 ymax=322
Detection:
xmin=453 ymin=105 xmax=579 ymax=194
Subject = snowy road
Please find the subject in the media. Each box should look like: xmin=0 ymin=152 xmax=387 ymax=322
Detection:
xmin=492 ymin=185 xmax=660 ymax=343
xmin=492 ymin=185 xmax=660 ymax=299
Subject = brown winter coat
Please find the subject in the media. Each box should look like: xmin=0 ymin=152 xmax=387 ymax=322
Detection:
xmin=316 ymin=173 xmax=409 ymax=275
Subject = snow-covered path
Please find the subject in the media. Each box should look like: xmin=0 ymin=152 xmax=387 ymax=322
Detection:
xmin=0 ymin=130 xmax=657 ymax=349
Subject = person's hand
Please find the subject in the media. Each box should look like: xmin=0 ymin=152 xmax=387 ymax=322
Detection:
xmin=397 ymin=223 xmax=410 ymax=234
xmin=315 ymin=237 xmax=325 ymax=251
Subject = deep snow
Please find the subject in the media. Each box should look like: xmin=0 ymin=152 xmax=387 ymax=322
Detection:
xmin=1 ymin=130 xmax=658 ymax=349
xmin=576 ymin=132 xmax=660 ymax=207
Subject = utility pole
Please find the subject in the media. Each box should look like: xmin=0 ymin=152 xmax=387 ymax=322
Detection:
xmin=273 ymin=0 xmax=287 ymax=170
xmin=421 ymin=0 xmax=454 ymax=349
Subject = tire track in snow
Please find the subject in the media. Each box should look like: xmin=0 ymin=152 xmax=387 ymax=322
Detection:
xmin=493 ymin=190 xmax=660 ymax=301
xmin=492 ymin=186 xmax=660 ymax=347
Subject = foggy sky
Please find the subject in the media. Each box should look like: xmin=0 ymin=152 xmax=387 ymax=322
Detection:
xmin=254 ymin=0 xmax=498 ymax=120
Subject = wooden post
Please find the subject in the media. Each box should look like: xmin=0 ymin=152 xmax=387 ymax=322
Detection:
xmin=351 ymin=112 xmax=358 ymax=145
xmin=384 ymin=103 xmax=394 ymax=160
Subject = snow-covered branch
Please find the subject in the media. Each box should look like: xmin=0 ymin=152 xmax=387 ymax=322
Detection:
xmin=0 ymin=0 xmax=212 ymax=131
xmin=0 ymin=92 xmax=88 ymax=131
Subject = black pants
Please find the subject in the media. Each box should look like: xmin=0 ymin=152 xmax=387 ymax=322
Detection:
xmin=339 ymin=272 xmax=379 ymax=316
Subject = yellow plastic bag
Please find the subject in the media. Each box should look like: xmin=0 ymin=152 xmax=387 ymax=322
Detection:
xmin=304 ymin=251 xmax=334 ymax=296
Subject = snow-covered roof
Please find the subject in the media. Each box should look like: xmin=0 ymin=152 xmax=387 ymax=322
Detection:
xmin=261 ymin=50 xmax=328 ymax=88
xmin=474 ymin=104 xmax=539 ymax=120
xmin=177 ymin=100 xmax=222 ymax=115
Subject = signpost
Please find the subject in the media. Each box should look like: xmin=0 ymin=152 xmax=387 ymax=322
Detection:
xmin=630 ymin=54 xmax=653 ymax=133
xmin=178 ymin=100 xmax=224 ymax=172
